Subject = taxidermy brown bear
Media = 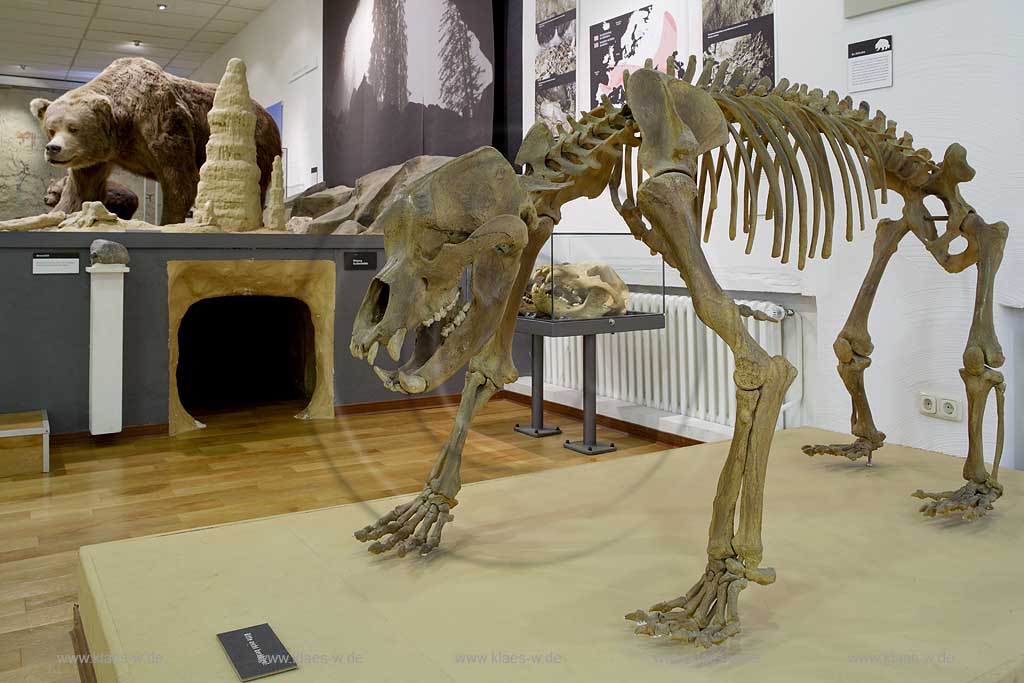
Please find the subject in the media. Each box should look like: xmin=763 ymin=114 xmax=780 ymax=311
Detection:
xmin=30 ymin=58 xmax=281 ymax=225
xmin=44 ymin=175 xmax=139 ymax=220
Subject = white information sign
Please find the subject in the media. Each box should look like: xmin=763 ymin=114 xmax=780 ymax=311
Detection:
xmin=32 ymin=252 xmax=80 ymax=275
xmin=848 ymin=35 xmax=893 ymax=93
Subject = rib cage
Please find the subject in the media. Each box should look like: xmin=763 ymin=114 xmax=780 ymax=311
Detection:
xmin=675 ymin=54 xmax=940 ymax=269
xmin=679 ymin=54 xmax=929 ymax=268
xmin=527 ymin=55 xmax=946 ymax=271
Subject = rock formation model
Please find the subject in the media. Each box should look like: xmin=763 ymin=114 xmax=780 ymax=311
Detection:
xmin=347 ymin=55 xmax=1009 ymax=648
xmin=263 ymin=155 xmax=285 ymax=231
xmin=284 ymin=156 xmax=452 ymax=235
xmin=193 ymin=58 xmax=263 ymax=231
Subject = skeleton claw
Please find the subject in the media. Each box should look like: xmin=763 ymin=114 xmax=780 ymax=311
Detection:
xmin=913 ymin=479 xmax=1003 ymax=520
xmin=627 ymin=557 xmax=764 ymax=647
xmin=802 ymin=436 xmax=882 ymax=463
xmin=355 ymin=486 xmax=455 ymax=556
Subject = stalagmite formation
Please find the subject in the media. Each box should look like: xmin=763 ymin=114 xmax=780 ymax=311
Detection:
xmin=263 ymin=155 xmax=285 ymax=231
xmin=193 ymin=58 xmax=262 ymax=231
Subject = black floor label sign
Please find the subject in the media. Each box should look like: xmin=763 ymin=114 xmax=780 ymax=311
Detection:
xmin=217 ymin=623 xmax=297 ymax=681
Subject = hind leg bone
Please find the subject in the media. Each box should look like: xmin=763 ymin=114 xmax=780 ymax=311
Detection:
xmin=804 ymin=217 xmax=910 ymax=464
xmin=914 ymin=214 xmax=1008 ymax=519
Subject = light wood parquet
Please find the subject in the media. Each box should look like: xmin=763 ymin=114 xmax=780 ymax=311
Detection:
xmin=0 ymin=399 xmax=670 ymax=681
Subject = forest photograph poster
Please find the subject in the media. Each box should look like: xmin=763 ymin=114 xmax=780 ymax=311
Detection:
xmin=324 ymin=0 xmax=495 ymax=186
xmin=702 ymin=0 xmax=775 ymax=84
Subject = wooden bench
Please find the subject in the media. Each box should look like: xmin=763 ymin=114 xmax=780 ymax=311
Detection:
xmin=0 ymin=410 xmax=50 ymax=475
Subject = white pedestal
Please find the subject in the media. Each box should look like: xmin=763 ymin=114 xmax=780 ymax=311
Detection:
xmin=87 ymin=264 xmax=129 ymax=435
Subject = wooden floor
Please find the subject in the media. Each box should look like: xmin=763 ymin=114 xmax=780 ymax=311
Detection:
xmin=0 ymin=399 xmax=669 ymax=682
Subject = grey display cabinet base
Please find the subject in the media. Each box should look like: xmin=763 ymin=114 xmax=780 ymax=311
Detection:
xmin=514 ymin=424 xmax=563 ymax=438
xmin=514 ymin=312 xmax=666 ymax=456
xmin=513 ymin=334 xmax=562 ymax=439
xmin=564 ymin=439 xmax=616 ymax=456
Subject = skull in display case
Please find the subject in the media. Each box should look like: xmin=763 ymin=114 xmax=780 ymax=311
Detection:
xmin=526 ymin=262 xmax=630 ymax=319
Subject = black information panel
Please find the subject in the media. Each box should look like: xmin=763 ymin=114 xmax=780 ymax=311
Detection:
xmin=344 ymin=251 xmax=378 ymax=271
xmin=217 ymin=623 xmax=297 ymax=681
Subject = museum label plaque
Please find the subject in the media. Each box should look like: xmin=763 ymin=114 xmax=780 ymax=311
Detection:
xmin=32 ymin=252 xmax=80 ymax=275
xmin=217 ymin=623 xmax=297 ymax=681
xmin=344 ymin=251 xmax=378 ymax=270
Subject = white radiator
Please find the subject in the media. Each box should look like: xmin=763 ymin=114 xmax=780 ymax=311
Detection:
xmin=542 ymin=293 xmax=800 ymax=429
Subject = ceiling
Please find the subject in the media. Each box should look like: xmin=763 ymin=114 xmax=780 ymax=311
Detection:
xmin=0 ymin=0 xmax=274 ymax=84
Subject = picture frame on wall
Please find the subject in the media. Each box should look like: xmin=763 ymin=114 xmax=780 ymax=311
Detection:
xmin=845 ymin=0 xmax=925 ymax=18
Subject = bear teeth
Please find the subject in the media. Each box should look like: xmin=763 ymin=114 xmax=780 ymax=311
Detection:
xmin=422 ymin=288 xmax=461 ymax=329
xmin=441 ymin=302 xmax=472 ymax=339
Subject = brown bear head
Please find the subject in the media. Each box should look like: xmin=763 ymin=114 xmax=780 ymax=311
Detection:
xmin=44 ymin=175 xmax=67 ymax=208
xmin=30 ymin=91 xmax=116 ymax=169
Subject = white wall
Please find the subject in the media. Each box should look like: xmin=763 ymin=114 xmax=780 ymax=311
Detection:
xmin=523 ymin=0 xmax=1022 ymax=467
xmin=194 ymin=0 xmax=323 ymax=196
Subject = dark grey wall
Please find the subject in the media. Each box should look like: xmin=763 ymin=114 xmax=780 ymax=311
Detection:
xmin=0 ymin=232 xmax=490 ymax=434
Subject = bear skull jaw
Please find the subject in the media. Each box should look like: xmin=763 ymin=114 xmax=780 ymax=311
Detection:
xmin=351 ymin=280 xmax=484 ymax=396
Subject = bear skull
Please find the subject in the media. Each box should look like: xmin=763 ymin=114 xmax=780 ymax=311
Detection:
xmin=350 ymin=148 xmax=530 ymax=395
xmin=528 ymin=262 xmax=630 ymax=319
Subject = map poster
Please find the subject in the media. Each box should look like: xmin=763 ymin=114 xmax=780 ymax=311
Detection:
xmin=535 ymin=0 xmax=578 ymax=134
xmin=589 ymin=7 xmax=684 ymax=108
xmin=702 ymin=0 xmax=775 ymax=84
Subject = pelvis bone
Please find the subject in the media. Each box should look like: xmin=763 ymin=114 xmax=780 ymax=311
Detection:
xmin=527 ymin=262 xmax=630 ymax=319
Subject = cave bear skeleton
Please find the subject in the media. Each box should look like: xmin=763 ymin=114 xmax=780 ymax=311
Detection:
xmin=349 ymin=55 xmax=1009 ymax=647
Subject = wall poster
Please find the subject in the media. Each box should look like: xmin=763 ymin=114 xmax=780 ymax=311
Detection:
xmin=845 ymin=0 xmax=924 ymax=18
xmin=702 ymin=0 xmax=775 ymax=84
xmin=534 ymin=0 xmax=577 ymax=134
xmin=324 ymin=0 xmax=495 ymax=186
xmin=589 ymin=7 xmax=682 ymax=108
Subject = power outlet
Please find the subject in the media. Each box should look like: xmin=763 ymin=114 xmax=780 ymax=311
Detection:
xmin=920 ymin=393 xmax=962 ymax=421
xmin=919 ymin=393 xmax=937 ymax=416
xmin=937 ymin=397 xmax=963 ymax=422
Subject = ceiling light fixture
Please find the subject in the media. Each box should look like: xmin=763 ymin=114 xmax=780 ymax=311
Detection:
xmin=133 ymin=40 xmax=142 ymax=47
xmin=18 ymin=65 xmax=28 ymax=71
xmin=157 ymin=3 xmax=168 ymax=9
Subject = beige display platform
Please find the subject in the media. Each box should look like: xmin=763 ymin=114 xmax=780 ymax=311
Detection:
xmin=77 ymin=428 xmax=1024 ymax=682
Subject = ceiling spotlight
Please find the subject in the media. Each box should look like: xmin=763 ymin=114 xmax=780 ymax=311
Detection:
xmin=18 ymin=64 xmax=28 ymax=71
xmin=133 ymin=40 xmax=142 ymax=47
xmin=157 ymin=3 xmax=168 ymax=9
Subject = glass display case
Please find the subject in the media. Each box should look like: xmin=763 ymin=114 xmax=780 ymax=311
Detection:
xmin=514 ymin=231 xmax=667 ymax=454
xmin=517 ymin=230 xmax=666 ymax=337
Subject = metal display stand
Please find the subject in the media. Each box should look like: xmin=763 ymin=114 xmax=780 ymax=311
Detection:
xmin=513 ymin=334 xmax=562 ymax=438
xmin=514 ymin=312 xmax=666 ymax=456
